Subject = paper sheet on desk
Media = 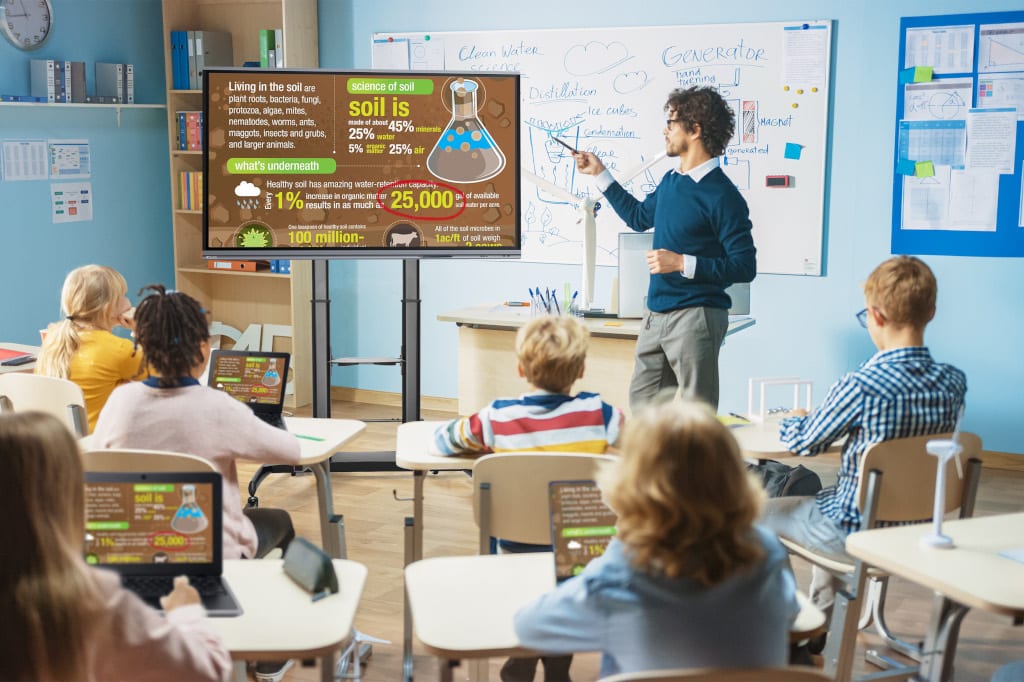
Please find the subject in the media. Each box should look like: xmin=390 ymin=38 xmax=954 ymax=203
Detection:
xmin=999 ymin=548 xmax=1024 ymax=564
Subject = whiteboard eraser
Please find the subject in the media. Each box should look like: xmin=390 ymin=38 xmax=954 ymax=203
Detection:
xmin=766 ymin=175 xmax=791 ymax=187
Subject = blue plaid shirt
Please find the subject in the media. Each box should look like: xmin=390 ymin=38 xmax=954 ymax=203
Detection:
xmin=779 ymin=347 xmax=967 ymax=533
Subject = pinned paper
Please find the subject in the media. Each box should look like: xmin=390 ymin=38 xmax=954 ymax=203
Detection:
xmin=900 ymin=66 xmax=934 ymax=84
xmin=914 ymin=161 xmax=935 ymax=178
xmin=784 ymin=142 xmax=803 ymax=160
xmin=897 ymin=159 xmax=917 ymax=176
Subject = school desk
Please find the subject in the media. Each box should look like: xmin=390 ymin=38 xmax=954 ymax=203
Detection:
xmin=437 ymin=305 xmax=755 ymax=415
xmin=0 ymin=342 xmax=39 ymax=374
xmin=404 ymin=552 xmax=826 ymax=682
xmin=214 ymin=558 xmax=367 ymax=682
xmin=845 ymin=513 xmax=1024 ymax=682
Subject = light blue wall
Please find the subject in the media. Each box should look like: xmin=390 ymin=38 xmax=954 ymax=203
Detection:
xmin=319 ymin=0 xmax=1024 ymax=454
xmin=2 ymin=1 xmax=1020 ymax=455
xmin=0 ymin=0 xmax=172 ymax=342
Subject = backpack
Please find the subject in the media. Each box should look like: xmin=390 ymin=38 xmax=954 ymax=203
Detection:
xmin=747 ymin=459 xmax=823 ymax=497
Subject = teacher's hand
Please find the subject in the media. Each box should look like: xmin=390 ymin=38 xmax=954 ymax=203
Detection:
xmin=646 ymin=248 xmax=684 ymax=274
xmin=574 ymin=151 xmax=605 ymax=176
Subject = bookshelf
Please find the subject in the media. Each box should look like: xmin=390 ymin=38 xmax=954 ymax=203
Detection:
xmin=161 ymin=0 xmax=318 ymax=408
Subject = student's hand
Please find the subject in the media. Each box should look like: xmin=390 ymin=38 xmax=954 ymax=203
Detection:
xmin=646 ymin=248 xmax=685 ymax=274
xmin=160 ymin=575 xmax=201 ymax=611
xmin=788 ymin=408 xmax=809 ymax=417
xmin=117 ymin=306 xmax=136 ymax=332
xmin=573 ymin=151 xmax=606 ymax=176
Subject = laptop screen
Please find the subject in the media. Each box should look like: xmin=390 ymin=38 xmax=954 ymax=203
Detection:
xmin=208 ymin=350 xmax=289 ymax=409
xmin=549 ymin=480 xmax=618 ymax=583
xmin=84 ymin=472 xmax=223 ymax=575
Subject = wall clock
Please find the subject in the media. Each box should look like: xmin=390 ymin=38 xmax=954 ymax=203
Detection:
xmin=1 ymin=0 xmax=53 ymax=51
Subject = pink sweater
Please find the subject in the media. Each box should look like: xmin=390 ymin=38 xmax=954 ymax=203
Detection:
xmin=88 ymin=567 xmax=232 ymax=681
xmin=91 ymin=382 xmax=301 ymax=558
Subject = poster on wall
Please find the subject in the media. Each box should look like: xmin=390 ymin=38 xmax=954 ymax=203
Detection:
xmin=892 ymin=11 xmax=1024 ymax=257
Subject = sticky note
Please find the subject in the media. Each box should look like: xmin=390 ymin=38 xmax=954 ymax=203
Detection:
xmin=914 ymin=161 xmax=935 ymax=178
xmin=896 ymin=159 xmax=917 ymax=176
xmin=913 ymin=66 xmax=934 ymax=83
xmin=784 ymin=143 xmax=802 ymax=160
xmin=899 ymin=67 xmax=917 ymax=84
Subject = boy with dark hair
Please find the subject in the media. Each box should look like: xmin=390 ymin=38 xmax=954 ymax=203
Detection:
xmin=574 ymin=86 xmax=756 ymax=411
xmin=761 ymin=255 xmax=967 ymax=617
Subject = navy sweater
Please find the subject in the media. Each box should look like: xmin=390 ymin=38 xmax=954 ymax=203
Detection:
xmin=602 ymin=167 xmax=756 ymax=312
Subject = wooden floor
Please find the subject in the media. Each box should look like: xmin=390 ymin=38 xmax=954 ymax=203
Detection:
xmin=236 ymin=399 xmax=1024 ymax=682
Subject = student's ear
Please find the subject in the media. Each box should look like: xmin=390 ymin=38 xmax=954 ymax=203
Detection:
xmin=516 ymin=362 xmax=525 ymax=379
xmin=869 ymin=307 xmax=887 ymax=327
xmin=578 ymin=361 xmax=586 ymax=379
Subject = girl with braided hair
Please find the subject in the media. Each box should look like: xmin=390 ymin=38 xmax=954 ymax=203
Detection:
xmin=92 ymin=285 xmax=301 ymax=561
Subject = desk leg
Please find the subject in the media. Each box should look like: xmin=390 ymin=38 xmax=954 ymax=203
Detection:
xmin=413 ymin=470 xmax=425 ymax=562
xmin=313 ymin=460 xmax=347 ymax=559
xmin=320 ymin=652 xmax=335 ymax=682
xmin=467 ymin=658 xmax=489 ymax=681
xmin=403 ymin=518 xmax=415 ymax=682
xmin=919 ymin=595 xmax=968 ymax=682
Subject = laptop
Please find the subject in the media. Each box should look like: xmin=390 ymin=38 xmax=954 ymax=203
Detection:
xmin=548 ymin=480 xmax=618 ymax=583
xmin=84 ymin=471 xmax=243 ymax=617
xmin=207 ymin=349 xmax=290 ymax=429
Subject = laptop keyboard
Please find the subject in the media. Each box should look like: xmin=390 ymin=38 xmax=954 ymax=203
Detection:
xmin=123 ymin=575 xmax=228 ymax=599
xmin=258 ymin=412 xmax=287 ymax=430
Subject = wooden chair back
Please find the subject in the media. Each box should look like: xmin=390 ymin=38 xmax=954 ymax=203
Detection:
xmin=856 ymin=431 xmax=983 ymax=524
xmin=0 ymin=373 xmax=88 ymax=436
xmin=471 ymin=452 xmax=614 ymax=552
xmin=83 ymin=448 xmax=216 ymax=473
xmin=598 ymin=666 xmax=831 ymax=681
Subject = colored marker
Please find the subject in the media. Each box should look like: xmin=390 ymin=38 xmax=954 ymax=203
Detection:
xmin=505 ymin=301 xmax=530 ymax=307
xmin=551 ymin=136 xmax=578 ymax=154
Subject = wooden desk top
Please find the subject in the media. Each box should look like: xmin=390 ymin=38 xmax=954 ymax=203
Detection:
xmin=438 ymin=305 xmax=755 ymax=340
xmin=284 ymin=416 xmax=366 ymax=466
xmin=845 ymin=513 xmax=1024 ymax=618
xmin=405 ymin=552 xmax=823 ymax=659
xmin=396 ymin=420 xmax=479 ymax=471
xmin=214 ymin=559 xmax=367 ymax=660
xmin=0 ymin=342 xmax=39 ymax=374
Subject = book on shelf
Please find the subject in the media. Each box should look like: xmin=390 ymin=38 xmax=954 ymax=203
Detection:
xmin=175 ymin=110 xmax=204 ymax=150
xmin=206 ymin=260 xmax=270 ymax=272
xmin=274 ymin=29 xmax=284 ymax=68
xmin=178 ymin=171 xmax=203 ymax=210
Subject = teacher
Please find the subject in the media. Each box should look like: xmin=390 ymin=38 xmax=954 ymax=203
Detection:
xmin=574 ymin=86 xmax=756 ymax=411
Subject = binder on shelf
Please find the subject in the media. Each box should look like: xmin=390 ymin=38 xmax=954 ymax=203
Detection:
xmin=186 ymin=30 xmax=197 ymax=90
xmin=95 ymin=62 xmax=125 ymax=102
xmin=68 ymin=61 xmax=86 ymax=102
xmin=259 ymin=29 xmax=274 ymax=68
xmin=170 ymin=30 xmax=184 ymax=89
xmin=274 ymin=29 xmax=284 ymax=67
xmin=30 ymin=59 xmax=61 ymax=103
xmin=124 ymin=63 xmax=134 ymax=104
xmin=86 ymin=95 xmax=121 ymax=104
xmin=206 ymin=260 xmax=270 ymax=272
xmin=194 ymin=31 xmax=233 ymax=86
xmin=1 ymin=94 xmax=48 ymax=102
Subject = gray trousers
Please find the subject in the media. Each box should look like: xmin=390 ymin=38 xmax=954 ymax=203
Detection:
xmin=628 ymin=306 xmax=728 ymax=412
xmin=759 ymin=496 xmax=852 ymax=611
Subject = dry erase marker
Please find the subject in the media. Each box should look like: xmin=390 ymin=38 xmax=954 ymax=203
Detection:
xmin=551 ymin=136 xmax=577 ymax=154
xmin=504 ymin=301 xmax=530 ymax=307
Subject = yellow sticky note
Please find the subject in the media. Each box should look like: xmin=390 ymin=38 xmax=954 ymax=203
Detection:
xmin=914 ymin=161 xmax=935 ymax=178
xmin=913 ymin=66 xmax=934 ymax=83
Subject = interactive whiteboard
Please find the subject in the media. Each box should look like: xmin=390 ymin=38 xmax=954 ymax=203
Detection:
xmin=373 ymin=20 xmax=832 ymax=275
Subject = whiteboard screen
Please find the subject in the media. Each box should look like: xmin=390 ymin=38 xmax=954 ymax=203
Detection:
xmin=374 ymin=21 xmax=832 ymax=275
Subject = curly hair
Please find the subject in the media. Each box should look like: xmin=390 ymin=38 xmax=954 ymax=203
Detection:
xmin=132 ymin=285 xmax=209 ymax=386
xmin=598 ymin=400 xmax=765 ymax=587
xmin=863 ymin=255 xmax=937 ymax=329
xmin=514 ymin=315 xmax=589 ymax=393
xmin=665 ymin=86 xmax=736 ymax=157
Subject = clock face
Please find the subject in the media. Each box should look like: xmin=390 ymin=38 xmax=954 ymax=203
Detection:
xmin=1 ymin=0 xmax=53 ymax=51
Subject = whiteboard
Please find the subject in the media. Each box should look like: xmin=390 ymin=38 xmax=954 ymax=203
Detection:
xmin=373 ymin=20 xmax=832 ymax=275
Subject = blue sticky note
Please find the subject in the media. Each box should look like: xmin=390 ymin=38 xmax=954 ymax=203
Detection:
xmin=896 ymin=159 xmax=917 ymax=176
xmin=784 ymin=142 xmax=802 ymax=160
xmin=899 ymin=67 xmax=916 ymax=84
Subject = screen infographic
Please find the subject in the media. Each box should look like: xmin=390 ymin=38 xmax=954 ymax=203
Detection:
xmin=204 ymin=69 xmax=521 ymax=257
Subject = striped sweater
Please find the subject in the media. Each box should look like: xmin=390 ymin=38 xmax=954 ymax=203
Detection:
xmin=434 ymin=390 xmax=623 ymax=455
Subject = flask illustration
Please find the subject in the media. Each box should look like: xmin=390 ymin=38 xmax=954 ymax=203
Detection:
xmin=170 ymin=484 xmax=208 ymax=534
xmin=427 ymin=78 xmax=506 ymax=183
xmin=262 ymin=365 xmax=281 ymax=387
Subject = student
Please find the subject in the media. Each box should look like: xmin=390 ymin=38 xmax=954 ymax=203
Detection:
xmin=36 ymin=264 xmax=147 ymax=432
xmin=91 ymin=285 xmax=301 ymax=562
xmin=760 ymin=255 xmax=967 ymax=620
xmin=0 ymin=411 xmax=231 ymax=682
xmin=513 ymin=400 xmax=799 ymax=678
xmin=434 ymin=314 xmax=623 ymax=456
xmin=434 ymin=314 xmax=624 ymax=682
xmin=574 ymin=86 xmax=756 ymax=412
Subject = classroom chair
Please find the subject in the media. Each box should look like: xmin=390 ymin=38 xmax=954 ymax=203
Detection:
xmin=471 ymin=451 xmax=615 ymax=553
xmin=778 ymin=431 xmax=983 ymax=682
xmin=82 ymin=447 xmax=217 ymax=473
xmin=0 ymin=373 xmax=89 ymax=436
xmin=598 ymin=666 xmax=831 ymax=681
